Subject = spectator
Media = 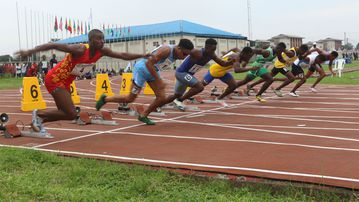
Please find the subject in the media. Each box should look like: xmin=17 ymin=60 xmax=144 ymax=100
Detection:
xmin=39 ymin=55 xmax=49 ymax=75
xmin=21 ymin=63 xmax=27 ymax=77
xmin=16 ymin=63 xmax=22 ymax=77
xmin=26 ymin=62 xmax=38 ymax=77
xmin=49 ymin=54 xmax=58 ymax=70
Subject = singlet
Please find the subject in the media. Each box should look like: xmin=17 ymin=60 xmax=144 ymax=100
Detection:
xmin=274 ymin=47 xmax=298 ymax=68
xmin=138 ymin=45 xmax=175 ymax=72
xmin=209 ymin=51 xmax=236 ymax=77
xmin=176 ymin=48 xmax=213 ymax=75
xmin=294 ymin=51 xmax=320 ymax=68
xmin=255 ymin=47 xmax=276 ymax=63
xmin=47 ymin=44 xmax=102 ymax=85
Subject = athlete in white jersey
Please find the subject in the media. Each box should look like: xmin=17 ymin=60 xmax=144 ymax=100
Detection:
xmin=288 ymin=50 xmax=338 ymax=96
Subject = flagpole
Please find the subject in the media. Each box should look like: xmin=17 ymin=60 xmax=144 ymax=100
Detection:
xmin=37 ymin=11 xmax=41 ymax=46
xmin=61 ymin=17 xmax=64 ymax=39
xmin=25 ymin=7 xmax=29 ymax=49
xmin=42 ymin=11 xmax=45 ymax=43
xmin=16 ymin=2 xmax=22 ymax=50
xmin=30 ymin=10 xmax=33 ymax=48
xmin=48 ymin=13 xmax=51 ymax=42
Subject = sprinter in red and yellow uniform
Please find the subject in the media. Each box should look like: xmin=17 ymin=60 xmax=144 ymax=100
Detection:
xmin=16 ymin=29 xmax=148 ymax=133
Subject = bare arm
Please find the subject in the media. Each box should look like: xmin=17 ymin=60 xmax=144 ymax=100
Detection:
xmin=212 ymin=54 xmax=234 ymax=67
xmin=145 ymin=46 xmax=170 ymax=81
xmin=253 ymin=49 xmax=270 ymax=58
xmin=16 ymin=43 xmax=85 ymax=58
xmin=221 ymin=47 xmax=241 ymax=56
xmin=284 ymin=49 xmax=295 ymax=58
xmin=328 ymin=59 xmax=334 ymax=74
xmin=275 ymin=49 xmax=286 ymax=63
xmin=101 ymin=47 xmax=149 ymax=60
xmin=233 ymin=62 xmax=259 ymax=73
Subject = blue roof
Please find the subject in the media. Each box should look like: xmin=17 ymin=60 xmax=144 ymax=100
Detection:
xmin=57 ymin=20 xmax=246 ymax=44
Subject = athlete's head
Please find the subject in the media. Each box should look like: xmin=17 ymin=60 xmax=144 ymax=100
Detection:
xmin=239 ymin=46 xmax=254 ymax=62
xmin=297 ymin=44 xmax=309 ymax=59
xmin=204 ymin=38 xmax=218 ymax=54
xmin=275 ymin=42 xmax=286 ymax=53
xmin=176 ymin=38 xmax=194 ymax=59
xmin=88 ymin=29 xmax=105 ymax=49
xmin=329 ymin=51 xmax=339 ymax=60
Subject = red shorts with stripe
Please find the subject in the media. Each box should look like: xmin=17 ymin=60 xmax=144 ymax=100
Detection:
xmin=44 ymin=75 xmax=72 ymax=94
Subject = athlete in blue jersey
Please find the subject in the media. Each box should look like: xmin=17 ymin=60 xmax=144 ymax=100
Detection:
xmin=161 ymin=38 xmax=234 ymax=110
xmin=96 ymin=39 xmax=194 ymax=125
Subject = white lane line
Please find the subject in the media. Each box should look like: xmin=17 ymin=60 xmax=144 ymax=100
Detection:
xmin=1 ymin=144 xmax=359 ymax=184
xmin=161 ymin=119 xmax=359 ymax=143
xmin=31 ymin=127 xmax=359 ymax=152
xmin=193 ymin=111 xmax=359 ymax=125
xmin=33 ymin=98 xmax=262 ymax=148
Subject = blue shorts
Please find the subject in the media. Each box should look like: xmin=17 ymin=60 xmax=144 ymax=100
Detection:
xmin=203 ymin=71 xmax=233 ymax=85
xmin=174 ymin=71 xmax=199 ymax=95
xmin=133 ymin=60 xmax=160 ymax=88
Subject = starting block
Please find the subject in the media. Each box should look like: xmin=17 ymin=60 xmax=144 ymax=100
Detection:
xmin=187 ymin=96 xmax=204 ymax=104
xmin=229 ymin=89 xmax=248 ymax=100
xmin=116 ymin=104 xmax=166 ymax=117
xmin=74 ymin=110 xmax=118 ymax=126
xmin=210 ymin=86 xmax=221 ymax=96
xmin=246 ymin=88 xmax=259 ymax=96
xmin=0 ymin=113 xmax=53 ymax=139
xmin=162 ymin=103 xmax=200 ymax=112
xmin=20 ymin=130 xmax=53 ymax=139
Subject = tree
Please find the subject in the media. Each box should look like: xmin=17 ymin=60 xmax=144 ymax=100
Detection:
xmin=356 ymin=43 xmax=359 ymax=50
xmin=342 ymin=43 xmax=354 ymax=50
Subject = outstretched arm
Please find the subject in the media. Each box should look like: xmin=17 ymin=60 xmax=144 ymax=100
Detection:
xmin=233 ymin=62 xmax=259 ymax=73
xmin=221 ymin=47 xmax=241 ymax=56
xmin=101 ymin=47 xmax=149 ymax=60
xmin=16 ymin=43 xmax=85 ymax=58
xmin=212 ymin=54 xmax=234 ymax=67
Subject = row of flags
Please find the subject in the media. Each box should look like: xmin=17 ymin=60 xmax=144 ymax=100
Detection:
xmin=54 ymin=16 xmax=90 ymax=35
xmin=54 ymin=16 xmax=131 ymax=37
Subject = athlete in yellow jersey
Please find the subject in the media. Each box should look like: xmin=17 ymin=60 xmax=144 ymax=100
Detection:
xmin=200 ymin=47 xmax=257 ymax=105
xmin=248 ymin=44 xmax=309 ymax=97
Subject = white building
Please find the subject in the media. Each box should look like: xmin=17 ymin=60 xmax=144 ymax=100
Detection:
xmin=270 ymin=34 xmax=304 ymax=48
xmin=316 ymin=38 xmax=342 ymax=51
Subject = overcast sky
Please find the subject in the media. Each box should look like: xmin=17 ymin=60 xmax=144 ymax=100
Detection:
xmin=1 ymin=0 xmax=358 ymax=55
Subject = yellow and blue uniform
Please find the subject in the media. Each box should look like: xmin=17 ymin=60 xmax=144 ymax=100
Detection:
xmin=203 ymin=51 xmax=236 ymax=84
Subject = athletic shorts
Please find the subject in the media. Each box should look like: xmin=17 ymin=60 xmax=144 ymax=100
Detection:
xmin=203 ymin=70 xmax=233 ymax=85
xmin=247 ymin=66 xmax=269 ymax=80
xmin=174 ymin=71 xmax=199 ymax=95
xmin=291 ymin=64 xmax=304 ymax=78
xmin=133 ymin=60 xmax=160 ymax=88
xmin=271 ymin=67 xmax=290 ymax=75
xmin=44 ymin=75 xmax=71 ymax=94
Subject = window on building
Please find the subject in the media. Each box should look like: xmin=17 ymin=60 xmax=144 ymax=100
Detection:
xmin=153 ymin=41 xmax=159 ymax=47
xmin=169 ymin=40 xmax=176 ymax=45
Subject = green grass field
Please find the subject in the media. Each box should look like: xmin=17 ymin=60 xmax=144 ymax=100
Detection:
xmin=0 ymin=76 xmax=23 ymax=90
xmin=0 ymin=147 xmax=356 ymax=201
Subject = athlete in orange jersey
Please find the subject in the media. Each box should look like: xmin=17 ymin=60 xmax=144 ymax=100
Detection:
xmin=16 ymin=29 xmax=148 ymax=133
